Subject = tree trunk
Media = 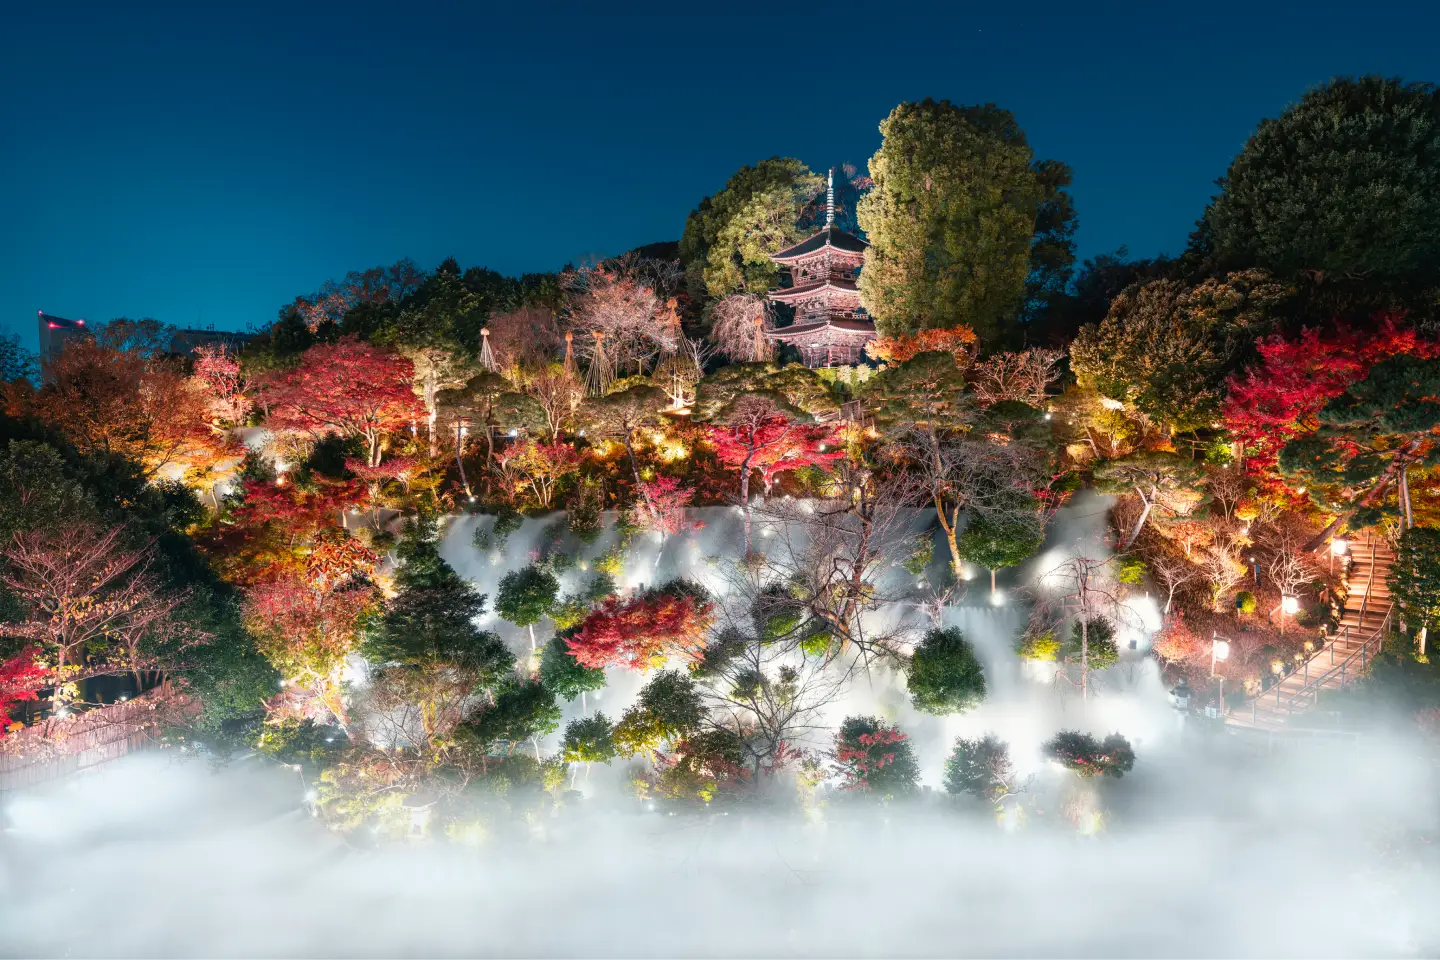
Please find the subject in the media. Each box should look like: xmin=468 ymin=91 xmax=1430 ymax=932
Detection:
xmin=1119 ymin=486 xmax=1154 ymax=550
xmin=1402 ymin=464 xmax=1414 ymax=530
xmin=622 ymin=432 xmax=643 ymax=488
xmin=528 ymin=623 xmax=537 ymax=655
xmin=1080 ymin=614 xmax=1089 ymax=700
xmin=740 ymin=463 xmax=753 ymax=554
xmin=990 ymin=568 xmax=997 ymax=593
xmin=456 ymin=425 xmax=470 ymax=496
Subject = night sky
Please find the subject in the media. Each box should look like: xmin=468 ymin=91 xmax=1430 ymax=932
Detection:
xmin=4 ymin=0 xmax=1437 ymax=349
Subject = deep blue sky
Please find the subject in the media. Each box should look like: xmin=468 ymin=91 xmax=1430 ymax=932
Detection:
xmin=3 ymin=1 xmax=1437 ymax=350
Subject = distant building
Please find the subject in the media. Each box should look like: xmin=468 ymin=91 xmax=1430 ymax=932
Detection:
xmin=35 ymin=311 xmax=254 ymax=365
xmin=764 ymin=169 xmax=877 ymax=368
xmin=36 ymin=311 xmax=91 ymax=364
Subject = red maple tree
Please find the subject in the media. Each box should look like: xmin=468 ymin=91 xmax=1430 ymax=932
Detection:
xmin=708 ymin=405 xmax=843 ymax=549
xmin=566 ymin=587 xmax=715 ymax=671
xmin=192 ymin=344 xmax=252 ymax=426
xmin=867 ymin=326 xmax=978 ymax=364
xmin=0 ymin=647 xmax=49 ymax=736
xmin=630 ymin=476 xmax=700 ymax=539
xmin=1223 ymin=313 xmax=1440 ymax=476
xmin=261 ymin=337 xmax=422 ymax=467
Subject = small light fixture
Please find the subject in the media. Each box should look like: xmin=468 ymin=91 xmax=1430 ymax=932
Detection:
xmin=1331 ymin=538 xmax=1349 ymax=557
xmin=1281 ymin=595 xmax=1300 ymax=615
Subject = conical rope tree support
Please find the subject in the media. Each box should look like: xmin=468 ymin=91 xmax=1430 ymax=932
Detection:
xmin=563 ymin=331 xmax=578 ymax=378
xmin=585 ymin=331 xmax=613 ymax=397
xmin=478 ymin=327 xmax=499 ymax=373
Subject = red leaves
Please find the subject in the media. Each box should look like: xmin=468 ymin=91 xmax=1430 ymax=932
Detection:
xmin=708 ymin=416 xmax=844 ymax=489
xmin=0 ymin=647 xmax=48 ymax=736
xmin=495 ymin=439 xmax=582 ymax=509
xmin=631 ymin=477 xmax=699 ymax=538
xmin=834 ymin=724 xmax=909 ymax=791
xmin=261 ymin=337 xmax=422 ymax=466
xmin=567 ymin=588 xmax=715 ymax=671
xmin=1223 ymin=313 xmax=1440 ymax=475
xmin=867 ymin=326 xmax=978 ymax=364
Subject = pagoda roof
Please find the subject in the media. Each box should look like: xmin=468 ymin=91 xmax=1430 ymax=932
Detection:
xmin=768 ymin=277 xmax=860 ymax=302
xmin=771 ymin=226 xmax=868 ymax=262
xmin=766 ymin=317 xmax=877 ymax=342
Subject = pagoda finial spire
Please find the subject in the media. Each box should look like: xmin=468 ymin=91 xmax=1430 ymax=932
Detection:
xmin=826 ymin=168 xmax=835 ymax=227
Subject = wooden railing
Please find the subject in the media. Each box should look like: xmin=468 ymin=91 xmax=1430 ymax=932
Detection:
xmin=0 ymin=683 xmax=192 ymax=792
xmin=1249 ymin=606 xmax=1393 ymax=725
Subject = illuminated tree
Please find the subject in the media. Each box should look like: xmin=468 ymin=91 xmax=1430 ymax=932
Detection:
xmin=1223 ymin=316 xmax=1440 ymax=476
xmin=2 ymin=524 xmax=199 ymax=708
xmin=0 ymin=647 xmax=47 ymax=734
xmin=858 ymin=99 xmax=1075 ymax=343
xmin=679 ymin=157 xmax=823 ymax=298
xmin=262 ymin=337 xmax=421 ymax=467
xmin=832 ymin=716 xmax=919 ymax=798
xmin=703 ymin=167 xmax=825 ymax=297
xmin=540 ymin=635 xmax=606 ymax=708
xmin=192 ymin=344 xmax=252 ymax=427
xmin=494 ymin=439 xmax=582 ymax=510
xmin=692 ymin=362 xmax=839 ymax=422
xmin=707 ymin=293 xmax=774 ymax=363
xmin=563 ymin=266 xmax=674 ymax=377
xmin=1279 ymin=354 xmax=1440 ymax=528
xmin=612 ymin=669 xmax=709 ymax=758
xmin=1070 ymin=271 xmax=1287 ymax=431
xmin=943 ymin=734 xmax=1017 ymax=803
xmin=1042 ymin=731 xmax=1135 ymax=779
xmin=496 ymin=563 xmax=560 ymax=655
xmin=463 ymin=678 xmax=561 ymax=760
xmin=971 ymin=348 xmax=1065 ymax=407
xmin=561 ymin=712 xmax=617 ymax=764
xmin=31 ymin=340 xmax=217 ymax=479
xmin=956 ymin=508 xmax=1045 ymax=593
xmin=521 ymin=363 xmax=584 ymax=438
xmin=580 ymin=384 xmax=669 ymax=487
xmin=864 ymin=350 xmax=977 ymax=572
xmin=907 ymin=627 xmax=986 ymax=715
xmin=567 ymin=581 xmax=715 ymax=671
xmin=362 ymin=519 xmax=513 ymax=746
xmin=866 ymin=326 xmax=978 ymax=365
xmin=1062 ymin=617 xmax=1119 ymax=671
xmin=1393 ymin=527 xmax=1440 ymax=657
xmin=243 ymin=539 xmax=378 ymax=728
xmin=1093 ymin=452 xmax=1205 ymax=550
xmin=485 ymin=305 xmax=565 ymax=373
xmin=629 ymin=477 xmax=698 ymax=540
xmin=708 ymin=395 xmax=842 ymax=551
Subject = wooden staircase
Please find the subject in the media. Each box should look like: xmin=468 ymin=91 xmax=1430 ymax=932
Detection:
xmin=1227 ymin=532 xmax=1394 ymax=731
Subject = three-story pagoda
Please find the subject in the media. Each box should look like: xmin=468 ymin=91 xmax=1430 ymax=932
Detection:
xmin=765 ymin=170 xmax=876 ymax=367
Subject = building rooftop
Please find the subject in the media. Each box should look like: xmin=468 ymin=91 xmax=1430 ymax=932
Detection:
xmin=768 ymin=277 xmax=861 ymax=301
xmin=770 ymin=226 xmax=869 ymax=262
xmin=766 ymin=317 xmax=877 ymax=341
xmin=38 ymin=311 xmax=87 ymax=331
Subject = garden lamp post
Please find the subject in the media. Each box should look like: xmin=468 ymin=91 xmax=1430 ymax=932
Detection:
xmin=1280 ymin=594 xmax=1299 ymax=636
xmin=1330 ymin=538 xmax=1348 ymax=577
xmin=1211 ymin=635 xmax=1230 ymax=717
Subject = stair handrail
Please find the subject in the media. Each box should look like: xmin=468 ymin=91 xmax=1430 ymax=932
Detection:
xmin=1279 ymin=604 xmax=1392 ymax=716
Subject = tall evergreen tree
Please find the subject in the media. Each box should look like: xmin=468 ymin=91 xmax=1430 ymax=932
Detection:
xmin=857 ymin=99 xmax=1077 ymax=345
